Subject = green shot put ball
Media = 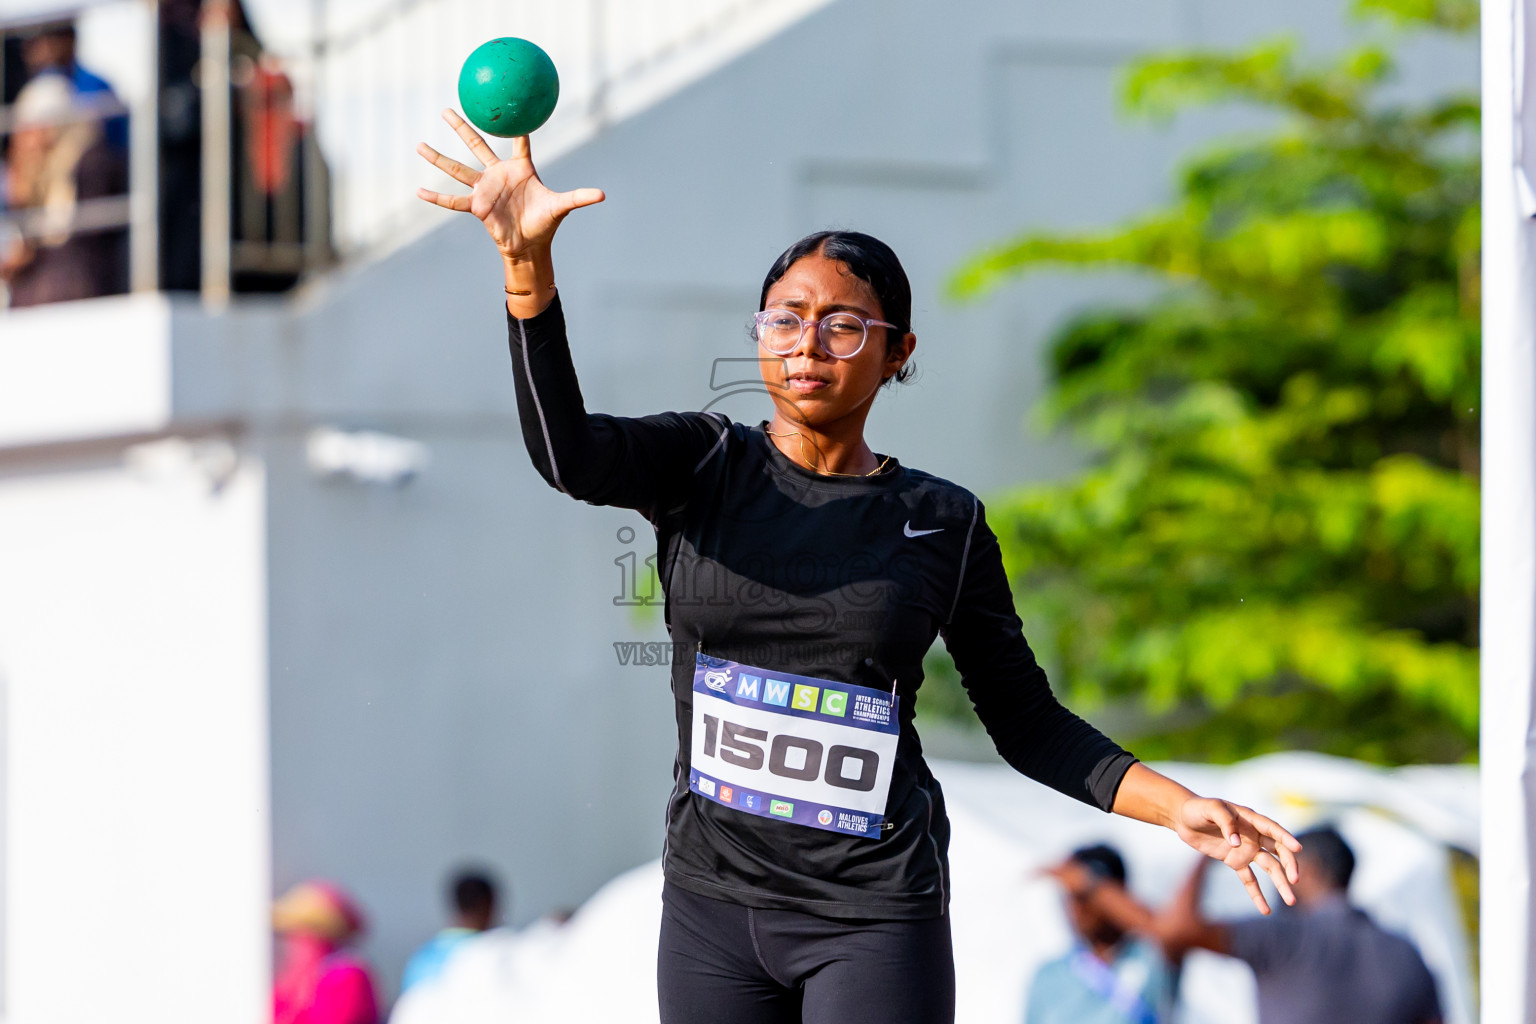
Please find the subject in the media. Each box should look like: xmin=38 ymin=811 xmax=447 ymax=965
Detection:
xmin=457 ymin=37 xmax=559 ymax=138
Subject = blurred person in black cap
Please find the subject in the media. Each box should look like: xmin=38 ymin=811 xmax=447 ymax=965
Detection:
xmin=1025 ymin=844 xmax=1177 ymax=1024
xmin=399 ymin=868 xmax=502 ymax=993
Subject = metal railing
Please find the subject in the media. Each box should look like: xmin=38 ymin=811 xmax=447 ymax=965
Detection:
xmin=199 ymin=0 xmax=331 ymax=307
xmin=0 ymin=0 xmax=327 ymax=308
xmin=0 ymin=4 xmax=158 ymax=300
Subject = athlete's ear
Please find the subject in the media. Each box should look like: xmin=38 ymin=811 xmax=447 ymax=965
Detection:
xmin=888 ymin=331 xmax=916 ymax=376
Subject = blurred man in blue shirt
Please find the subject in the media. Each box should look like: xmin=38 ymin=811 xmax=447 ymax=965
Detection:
xmin=1026 ymin=845 xmax=1176 ymax=1024
xmin=400 ymin=869 xmax=501 ymax=993
xmin=21 ymin=25 xmax=128 ymax=151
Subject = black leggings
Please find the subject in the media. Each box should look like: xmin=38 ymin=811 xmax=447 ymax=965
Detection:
xmin=657 ymin=881 xmax=956 ymax=1024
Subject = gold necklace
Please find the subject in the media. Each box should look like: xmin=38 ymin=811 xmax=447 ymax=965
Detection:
xmin=765 ymin=427 xmax=892 ymax=477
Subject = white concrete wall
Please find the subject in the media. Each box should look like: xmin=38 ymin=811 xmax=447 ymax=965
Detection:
xmin=258 ymin=428 xmax=678 ymax=997
xmin=0 ymin=443 xmax=269 ymax=1024
xmin=0 ymin=294 xmax=172 ymax=448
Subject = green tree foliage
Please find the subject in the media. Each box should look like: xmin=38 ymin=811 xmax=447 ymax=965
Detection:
xmin=947 ymin=0 xmax=1479 ymax=764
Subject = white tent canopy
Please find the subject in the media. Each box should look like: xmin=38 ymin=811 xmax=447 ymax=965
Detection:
xmin=390 ymin=754 xmax=1477 ymax=1024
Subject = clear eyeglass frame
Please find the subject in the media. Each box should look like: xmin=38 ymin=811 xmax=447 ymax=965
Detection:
xmin=751 ymin=308 xmax=898 ymax=359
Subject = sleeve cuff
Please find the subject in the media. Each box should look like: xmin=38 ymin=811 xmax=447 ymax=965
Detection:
xmin=1089 ymin=750 xmax=1139 ymax=813
xmin=505 ymin=289 xmax=564 ymax=326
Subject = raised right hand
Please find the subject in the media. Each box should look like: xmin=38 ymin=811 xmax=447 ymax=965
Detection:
xmin=415 ymin=108 xmax=604 ymax=260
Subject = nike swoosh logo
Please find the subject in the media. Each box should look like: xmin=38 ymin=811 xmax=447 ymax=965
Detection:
xmin=904 ymin=521 xmax=943 ymax=538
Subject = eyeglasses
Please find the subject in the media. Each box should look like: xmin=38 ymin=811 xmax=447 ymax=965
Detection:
xmin=751 ymin=308 xmax=897 ymax=359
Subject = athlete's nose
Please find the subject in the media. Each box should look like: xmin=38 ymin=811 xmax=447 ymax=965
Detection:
xmin=788 ymin=318 xmax=830 ymax=361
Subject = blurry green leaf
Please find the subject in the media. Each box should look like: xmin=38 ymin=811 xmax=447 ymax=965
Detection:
xmin=1352 ymin=0 xmax=1478 ymax=32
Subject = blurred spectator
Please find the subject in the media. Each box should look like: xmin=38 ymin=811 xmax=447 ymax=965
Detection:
xmin=273 ymin=880 xmax=381 ymax=1024
xmin=400 ymin=868 xmax=502 ymax=993
xmin=157 ymin=0 xmax=260 ymax=291
xmin=3 ymin=3 xmax=320 ymax=298
xmin=2 ymin=74 xmax=128 ymax=307
xmin=156 ymin=0 xmax=209 ymax=291
xmin=1025 ymin=844 xmax=1176 ymax=1024
xmin=1148 ymin=827 xmax=1442 ymax=1024
xmin=20 ymin=23 xmax=128 ymax=151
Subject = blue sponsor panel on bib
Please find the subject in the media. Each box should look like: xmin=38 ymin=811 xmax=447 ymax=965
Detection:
xmin=689 ymin=654 xmax=899 ymax=837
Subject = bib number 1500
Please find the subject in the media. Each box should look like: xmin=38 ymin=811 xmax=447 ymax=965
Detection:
xmin=698 ymin=714 xmax=879 ymax=792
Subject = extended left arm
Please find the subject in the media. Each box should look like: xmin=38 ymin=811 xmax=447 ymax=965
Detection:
xmin=940 ymin=504 xmax=1135 ymax=809
xmin=942 ymin=504 xmax=1300 ymax=914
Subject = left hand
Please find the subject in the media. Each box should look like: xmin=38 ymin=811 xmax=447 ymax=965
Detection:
xmin=1173 ymin=796 xmax=1301 ymax=914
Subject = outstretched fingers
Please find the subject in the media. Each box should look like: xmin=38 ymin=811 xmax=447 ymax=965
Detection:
xmin=1253 ymin=850 xmax=1296 ymax=906
xmin=416 ymin=142 xmax=480 ymax=186
xmin=442 ymin=108 xmax=499 ymax=167
xmin=415 ymin=186 xmax=471 ymax=212
xmin=1235 ymin=864 xmax=1273 ymax=915
xmin=1249 ymin=809 xmax=1303 ymax=883
xmin=560 ymin=187 xmax=607 ymax=213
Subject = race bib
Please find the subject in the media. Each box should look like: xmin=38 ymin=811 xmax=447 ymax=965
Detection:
xmin=689 ymin=653 xmax=900 ymax=838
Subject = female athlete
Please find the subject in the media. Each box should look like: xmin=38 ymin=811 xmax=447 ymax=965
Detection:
xmin=416 ymin=111 xmax=1302 ymax=1024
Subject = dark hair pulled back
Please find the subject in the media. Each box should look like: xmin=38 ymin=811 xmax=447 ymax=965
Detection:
xmin=759 ymin=230 xmax=915 ymax=386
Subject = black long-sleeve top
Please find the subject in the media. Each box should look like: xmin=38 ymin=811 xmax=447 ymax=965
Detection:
xmin=508 ymin=294 xmax=1136 ymax=918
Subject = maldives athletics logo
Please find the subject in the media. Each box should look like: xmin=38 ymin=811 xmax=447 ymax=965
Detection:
xmin=817 ymin=809 xmax=833 ymax=826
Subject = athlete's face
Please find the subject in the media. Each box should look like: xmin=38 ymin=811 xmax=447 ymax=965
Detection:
xmin=757 ymin=252 xmax=915 ymax=429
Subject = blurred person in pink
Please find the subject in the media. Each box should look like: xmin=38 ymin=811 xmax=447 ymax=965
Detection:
xmin=272 ymin=880 xmax=381 ymax=1024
